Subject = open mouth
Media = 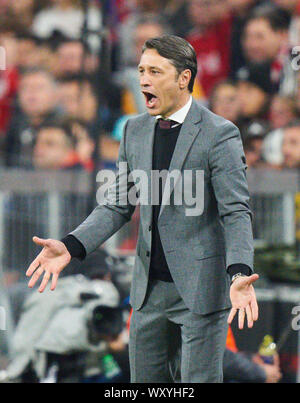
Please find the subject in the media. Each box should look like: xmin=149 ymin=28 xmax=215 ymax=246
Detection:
xmin=142 ymin=91 xmax=158 ymax=109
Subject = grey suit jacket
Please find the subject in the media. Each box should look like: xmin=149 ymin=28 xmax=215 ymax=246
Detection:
xmin=70 ymin=99 xmax=254 ymax=315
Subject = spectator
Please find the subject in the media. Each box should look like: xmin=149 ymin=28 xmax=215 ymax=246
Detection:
xmin=0 ymin=21 xmax=20 ymax=138
xmin=236 ymin=63 xmax=271 ymax=129
xmin=16 ymin=32 xmax=40 ymax=70
xmin=282 ymin=120 xmax=300 ymax=168
xmin=209 ymin=80 xmax=242 ymax=125
xmin=58 ymin=74 xmax=121 ymax=146
xmin=163 ymin=0 xmax=192 ymax=37
xmin=32 ymin=123 xmax=83 ymax=171
xmin=272 ymin=0 xmax=300 ymax=96
xmin=54 ymin=38 xmax=98 ymax=79
xmin=227 ymin=0 xmax=260 ymax=76
xmin=261 ymin=95 xmax=297 ymax=167
xmin=269 ymin=94 xmax=298 ymax=129
xmin=117 ymin=0 xmax=167 ymax=69
xmin=58 ymin=76 xmax=97 ymax=123
xmin=186 ymin=0 xmax=232 ymax=97
xmin=272 ymin=0 xmax=300 ymax=48
xmin=238 ymin=4 xmax=290 ymax=94
xmin=224 ymin=349 xmax=282 ymax=383
xmin=242 ymin=120 xmax=269 ymax=168
xmin=68 ymin=118 xmax=95 ymax=172
xmin=4 ymin=68 xmax=62 ymax=167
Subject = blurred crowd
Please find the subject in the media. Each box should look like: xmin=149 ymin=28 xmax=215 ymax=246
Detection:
xmin=0 ymin=0 xmax=300 ymax=173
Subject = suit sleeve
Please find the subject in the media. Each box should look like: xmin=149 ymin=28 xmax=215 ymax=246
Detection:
xmin=68 ymin=120 xmax=137 ymax=256
xmin=208 ymin=121 xmax=254 ymax=271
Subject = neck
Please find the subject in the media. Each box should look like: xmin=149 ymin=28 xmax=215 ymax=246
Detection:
xmin=162 ymin=93 xmax=191 ymax=119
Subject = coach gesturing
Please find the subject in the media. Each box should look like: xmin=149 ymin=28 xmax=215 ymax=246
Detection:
xmin=26 ymin=35 xmax=259 ymax=383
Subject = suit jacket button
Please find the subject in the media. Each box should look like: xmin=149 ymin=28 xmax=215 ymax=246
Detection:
xmin=146 ymin=251 xmax=150 ymax=257
xmin=148 ymin=225 xmax=152 ymax=231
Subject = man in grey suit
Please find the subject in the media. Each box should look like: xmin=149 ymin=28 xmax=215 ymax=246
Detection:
xmin=26 ymin=35 xmax=259 ymax=383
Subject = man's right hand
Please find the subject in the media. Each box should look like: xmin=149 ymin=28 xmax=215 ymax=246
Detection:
xmin=26 ymin=236 xmax=71 ymax=293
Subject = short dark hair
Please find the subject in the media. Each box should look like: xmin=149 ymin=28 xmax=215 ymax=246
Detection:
xmin=246 ymin=4 xmax=290 ymax=32
xmin=37 ymin=122 xmax=77 ymax=148
xmin=142 ymin=35 xmax=198 ymax=93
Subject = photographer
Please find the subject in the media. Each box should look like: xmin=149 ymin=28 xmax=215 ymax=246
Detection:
xmin=6 ymin=249 xmax=128 ymax=383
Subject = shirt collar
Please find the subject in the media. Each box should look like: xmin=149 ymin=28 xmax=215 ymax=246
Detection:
xmin=155 ymin=96 xmax=192 ymax=124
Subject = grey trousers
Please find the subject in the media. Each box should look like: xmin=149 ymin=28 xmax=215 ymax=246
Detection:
xmin=129 ymin=279 xmax=229 ymax=383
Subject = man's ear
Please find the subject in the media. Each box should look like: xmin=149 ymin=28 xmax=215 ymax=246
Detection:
xmin=179 ymin=69 xmax=192 ymax=90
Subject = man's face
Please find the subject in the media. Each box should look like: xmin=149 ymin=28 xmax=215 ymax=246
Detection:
xmin=33 ymin=128 xmax=72 ymax=169
xmin=58 ymin=81 xmax=97 ymax=122
xmin=243 ymin=18 xmax=284 ymax=63
xmin=134 ymin=23 xmax=164 ymax=63
xmin=19 ymin=73 xmax=57 ymax=117
xmin=138 ymin=49 xmax=190 ymax=117
xmin=237 ymin=81 xmax=267 ymax=118
xmin=282 ymin=127 xmax=300 ymax=168
xmin=57 ymin=42 xmax=84 ymax=75
xmin=245 ymin=138 xmax=263 ymax=167
xmin=187 ymin=0 xmax=215 ymax=27
xmin=269 ymin=96 xmax=296 ymax=129
xmin=211 ymin=84 xmax=241 ymax=123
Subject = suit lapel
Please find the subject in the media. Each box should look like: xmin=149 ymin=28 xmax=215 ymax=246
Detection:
xmin=139 ymin=115 xmax=156 ymax=223
xmin=158 ymin=100 xmax=203 ymax=220
xmin=138 ymin=99 xmax=203 ymax=223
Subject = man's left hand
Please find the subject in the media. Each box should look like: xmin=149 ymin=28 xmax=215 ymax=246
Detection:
xmin=227 ymin=274 xmax=259 ymax=329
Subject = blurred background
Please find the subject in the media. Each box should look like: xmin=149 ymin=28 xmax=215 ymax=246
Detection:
xmin=0 ymin=0 xmax=300 ymax=383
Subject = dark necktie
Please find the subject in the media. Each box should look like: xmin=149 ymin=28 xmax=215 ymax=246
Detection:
xmin=158 ymin=118 xmax=178 ymax=129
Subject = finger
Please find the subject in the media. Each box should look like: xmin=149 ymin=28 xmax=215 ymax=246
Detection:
xmin=28 ymin=266 xmax=44 ymax=288
xmin=227 ymin=308 xmax=237 ymax=324
xmin=38 ymin=271 xmax=51 ymax=293
xmin=26 ymin=257 xmax=40 ymax=277
xmin=238 ymin=308 xmax=245 ymax=329
xmin=50 ymin=272 xmax=59 ymax=291
xmin=247 ymin=274 xmax=259 ymax=285
xmin=250 ymin=297 xmax=259 ymax=321
xmin=33 ymin=236 xmax=49 ymax=248
xmin=246 ymin=305 xmax=253 ymax=328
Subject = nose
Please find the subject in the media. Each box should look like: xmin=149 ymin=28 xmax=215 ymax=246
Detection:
xmin=139 ymin=72 xmax=151 ymax=88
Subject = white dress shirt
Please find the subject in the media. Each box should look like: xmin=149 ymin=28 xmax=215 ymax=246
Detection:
xmin=156 ymin=96 xmax=193 ymax=126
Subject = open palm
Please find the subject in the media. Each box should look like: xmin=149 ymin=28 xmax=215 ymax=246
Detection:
xmin=228 ymin=274 xmax=259 ymax=329
xmin=26 ymin=236 xmax=71 ymax=292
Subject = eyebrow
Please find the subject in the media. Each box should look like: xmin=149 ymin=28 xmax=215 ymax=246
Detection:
xmin=138 ymin=65 xmax=163 ymax=71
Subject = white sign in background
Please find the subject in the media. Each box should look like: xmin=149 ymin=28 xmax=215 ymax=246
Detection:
xmin=0 ymin=307 xmax=6 ymax=331
xmin=0 ymin=47 xmax=6 ymax=71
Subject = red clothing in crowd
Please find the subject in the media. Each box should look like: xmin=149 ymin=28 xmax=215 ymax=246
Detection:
xmin=186 ymin=15 xmax=232 ymax=97
xmin=115 ymin=0 xmax=131 ymax=22
xmin=0 ymin=66 xmax=19 ymax=136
